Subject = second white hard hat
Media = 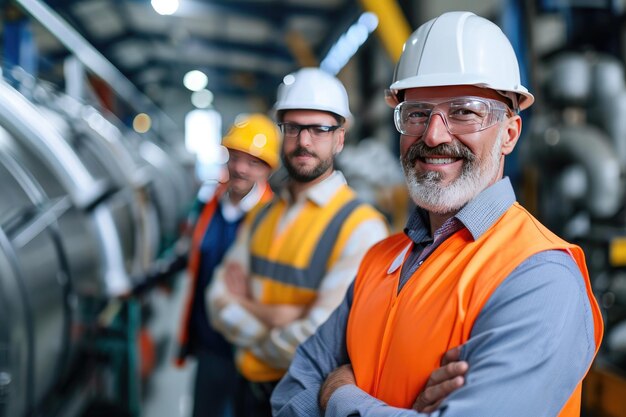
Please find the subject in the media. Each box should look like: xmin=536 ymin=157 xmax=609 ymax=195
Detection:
xmin=386 ymin=11 xmax=534 ymax=111
xmin=274 ymin=67 xmax=353 ymax=127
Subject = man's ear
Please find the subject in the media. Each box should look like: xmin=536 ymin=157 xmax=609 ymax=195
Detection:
xmin=501 ymin=115 xmax=522 ymax=156
xmin=333 ymin=128 xmax=345 ymax=154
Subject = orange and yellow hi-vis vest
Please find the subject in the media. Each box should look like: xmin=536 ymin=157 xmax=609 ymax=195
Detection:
xmin=238 ymin=184 xmax=385 ymax=382
xmin=347 ymin=203 xmax=603 ymax=416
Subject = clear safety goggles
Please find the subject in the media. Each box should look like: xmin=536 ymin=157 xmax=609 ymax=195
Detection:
xmin=394 ymin=96 xmax=512 ymax=136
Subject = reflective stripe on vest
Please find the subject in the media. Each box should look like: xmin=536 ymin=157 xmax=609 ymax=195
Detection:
xmin=250 ymin=199 xmax=361 ymax=290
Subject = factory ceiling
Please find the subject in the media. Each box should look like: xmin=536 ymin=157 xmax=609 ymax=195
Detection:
xmin=9 ymin=0 xmax=377 ymax=118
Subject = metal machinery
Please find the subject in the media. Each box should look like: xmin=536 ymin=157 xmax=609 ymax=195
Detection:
xmin=0 ymin=75 xmax=197 ymax=417
xmin=521 ymin=51 xmax=626 ymax=415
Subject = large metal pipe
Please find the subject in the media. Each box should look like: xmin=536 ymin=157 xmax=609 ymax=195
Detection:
xmin=0 ymin=75 xmax=198 ymax=416
xmin=527 ymin=123 xmax=623 ymax=219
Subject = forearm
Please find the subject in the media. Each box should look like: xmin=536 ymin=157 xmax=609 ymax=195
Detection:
xmin=271 ymin=290 xmax=353 ymax=416
xmin=237 ymin=296 xmax=306 ymax=328
xmin=254 ymin=218 xmax=388 ymax=367
xmin=206 ymin=226 xmax=268 ymax=346
xmin=207 ymin=277 xmax=268 ymax=347
xmin=326 ymin=385 xmax=431 ymax=417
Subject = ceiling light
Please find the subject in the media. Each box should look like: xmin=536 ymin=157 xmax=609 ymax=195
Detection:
xmin=183 ymin=70 xmax=208 ymax=91
xmin=133 ymin=113 xmax=152 ymax=133
xmin=151 ymin=0 xmax=179 ymax=15
xmin=191 ymin=89 xmax=214 ymax=108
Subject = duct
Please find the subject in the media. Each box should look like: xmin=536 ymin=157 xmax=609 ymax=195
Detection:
xmin=526 ymin=123 xmax=623 ymax=219
xmin=138 ymin=140 xmax=196 ymax=246
xmin=35 ymin=101 xmax=154 ymax=279
xmin=0 ymin=72 xmax=197 ymax=416
xmin=546 ymin=53 xmax=591 ymax=106
xmin=588 ymin=91 xmax=626 ymax=170
xmin=590 ymin=55 xmax=625 ymax=102
xmin=0 ymin=80 xmax=108 ymax=210
xmin=0 ymin=149 xmax=73 ymax=417
xmin=15 ymin=0 xmax=178 ymax=135
xmin=0 ymin=117 xmax=105 ymax=299
xmin=0 ymin=224 xmax=30 ymax=417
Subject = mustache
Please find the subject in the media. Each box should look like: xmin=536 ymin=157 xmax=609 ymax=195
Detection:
xmin=229 ymin=172 xmax=248 ymax=181
xmin=289 ymin=146 xmax=317 ymax=158
xmin=405 ymin=141 xmax=474 ymax=165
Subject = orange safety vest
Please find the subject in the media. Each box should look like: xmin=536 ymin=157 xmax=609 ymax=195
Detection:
xmin=176 ymin=182 xmax=273 ymax=366
xmin=347 ymin=202 xmax=603 ymax=415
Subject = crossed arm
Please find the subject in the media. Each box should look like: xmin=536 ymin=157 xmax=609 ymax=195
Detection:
xmin=207 ymin=217 xmax=389 ymax=367
xmin=271 ymin=251 xmax=597 ymax=416
xmin=319 ymin=347 xmax=468 ymax=414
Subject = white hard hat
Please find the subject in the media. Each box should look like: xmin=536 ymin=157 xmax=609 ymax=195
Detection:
xmin=386 ymin=11 xmax=534 ymax=111
xmin=274 ymin=67 xmax=353 ymax=127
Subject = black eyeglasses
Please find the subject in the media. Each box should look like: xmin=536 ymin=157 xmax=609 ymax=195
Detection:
xmin=278 ymin=122 xmax=341 ymax=140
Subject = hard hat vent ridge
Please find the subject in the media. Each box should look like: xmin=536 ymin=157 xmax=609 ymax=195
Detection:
xmin=386 ymin=11 xmax=534 ymax=111
xmin=273 ymin=67 xmax=353 ymax=128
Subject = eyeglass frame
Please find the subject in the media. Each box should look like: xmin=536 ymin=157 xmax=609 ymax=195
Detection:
xmin=277 ymin=122 xmax=342 ymax=140
xmin=393 ymin=96 xmax=514 ymax=137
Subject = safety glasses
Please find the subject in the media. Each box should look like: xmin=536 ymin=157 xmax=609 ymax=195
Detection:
xmin=394 ymin=96 xmax=512 ymax=136
xmin=278 ymin=122 xmax=341 ymax=140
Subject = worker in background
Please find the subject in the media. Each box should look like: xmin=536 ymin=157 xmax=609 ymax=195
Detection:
xmin=271 ymin=11 xmax=604 ymax=417
xmin=207 ymin=67 xmax=389 ymax=417
xmin=175 ymin=113 xmax=280 ymax=417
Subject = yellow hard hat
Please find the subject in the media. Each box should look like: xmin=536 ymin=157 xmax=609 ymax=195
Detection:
xmin=222 ymin=113 xmax=281 ymax=169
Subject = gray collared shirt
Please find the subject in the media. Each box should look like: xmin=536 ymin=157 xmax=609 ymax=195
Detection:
xmin=399 ymin=178 xmax=516 ymax=291
xmin=271 ymin=178 xmax=597 ymax=417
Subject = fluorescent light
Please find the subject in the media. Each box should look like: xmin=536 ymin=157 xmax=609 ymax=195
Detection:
xmin=321 ymin=12 xmax=379 ymax=75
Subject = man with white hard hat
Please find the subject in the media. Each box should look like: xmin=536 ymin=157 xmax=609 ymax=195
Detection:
xmin=271 ymin=11 xmax=603 ymax=417
xmin=207 ymin=67 xmax=389 ymax=417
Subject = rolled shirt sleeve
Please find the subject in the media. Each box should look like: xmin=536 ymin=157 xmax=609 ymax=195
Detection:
xmin=251 ymin=218 xmax=389 ymax=369
xmin=206 ymin=221 xmax=269 ymax=347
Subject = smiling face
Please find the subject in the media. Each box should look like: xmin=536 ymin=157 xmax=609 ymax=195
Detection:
xmin=226 ymin=149 xmax=271 ymax=199
xmin=399 ymin=85 xmax=521 ymax=215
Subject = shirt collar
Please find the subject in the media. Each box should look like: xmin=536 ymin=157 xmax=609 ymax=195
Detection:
xmin=404 ymin=177 xmax=516 ymax=243
xmin=221 ymin=182 xmax=265 ymax=220
xmin=279 ymin=170 xmax=347 ymax=207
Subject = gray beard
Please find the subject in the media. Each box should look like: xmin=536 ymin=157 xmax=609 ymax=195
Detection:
xmin=401 ymin=130 xmax=504 ymax=214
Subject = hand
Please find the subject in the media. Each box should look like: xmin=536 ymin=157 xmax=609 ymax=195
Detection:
xmin=263 ymin=304 xmax=307 ymax=327
xmin=224 ymin=262 xmax=249 ymax=298
xmin=413 ymin=346 xmax=468 ymax=413
xmin=319 ymin=364 xmax=356 ymax=412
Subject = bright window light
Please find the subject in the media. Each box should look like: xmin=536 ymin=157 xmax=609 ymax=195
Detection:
xmin=185 ymin=109 xmax=224 ymax=182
